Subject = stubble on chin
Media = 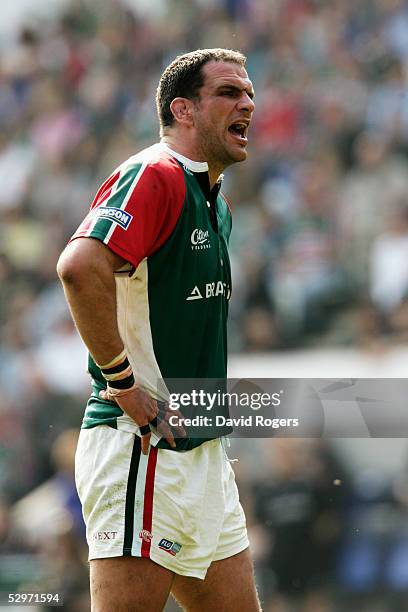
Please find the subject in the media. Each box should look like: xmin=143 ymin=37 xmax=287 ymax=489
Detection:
xmin=196 ymin=128 xmax=247 ymax=169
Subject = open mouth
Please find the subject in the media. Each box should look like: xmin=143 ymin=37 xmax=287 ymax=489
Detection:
xmin=228 ymin=121 xmax=249 ymax=143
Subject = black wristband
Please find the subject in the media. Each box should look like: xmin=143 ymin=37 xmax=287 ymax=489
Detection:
xmin=108 ymin=373 xmax=135 ymax=389
xmin=101 ymin=357 xmax=130 ymax=376
xmin=140 ymin=424 xmax=150 ymax=436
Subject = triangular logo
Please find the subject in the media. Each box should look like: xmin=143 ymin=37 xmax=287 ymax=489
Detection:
xmin=186 ymin=286 xmax=203 ymax=301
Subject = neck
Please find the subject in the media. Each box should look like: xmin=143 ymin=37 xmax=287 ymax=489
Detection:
xmin=161 ymin=133 xmax=223 ymax=189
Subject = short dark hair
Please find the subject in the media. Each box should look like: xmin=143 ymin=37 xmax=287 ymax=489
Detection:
xmin=156 ymin=48 xmax=246 ymax=130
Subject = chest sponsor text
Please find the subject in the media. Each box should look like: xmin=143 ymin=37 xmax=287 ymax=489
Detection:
xmin=186 ymin=281 xmax=231 ymax=301
xmin=191 ymin=228 xmax=211 ymax=250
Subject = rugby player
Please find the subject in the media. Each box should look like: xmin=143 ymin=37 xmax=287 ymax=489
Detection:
xmin=57 ymin=48 xmax=260 ymax=611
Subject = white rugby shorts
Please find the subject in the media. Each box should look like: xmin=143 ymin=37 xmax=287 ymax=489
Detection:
xmin=75 ymin=426 xmax=249 ymax=579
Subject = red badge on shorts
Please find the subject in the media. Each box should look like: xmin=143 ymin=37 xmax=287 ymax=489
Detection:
xmin=139 ymin=530 xmax=153 ymax=542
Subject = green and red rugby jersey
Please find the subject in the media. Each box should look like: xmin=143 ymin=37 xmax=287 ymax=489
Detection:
xmin=70 ymin=143 xmax=233 ymax=450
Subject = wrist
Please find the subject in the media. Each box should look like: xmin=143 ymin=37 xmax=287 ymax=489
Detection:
xmin=97 ymin=349 xmax=127 ymax=370
xmin=97 ymin=349 xmax=135 ymax=390
xmin=105 ymin=382 xmax=138 ymax=398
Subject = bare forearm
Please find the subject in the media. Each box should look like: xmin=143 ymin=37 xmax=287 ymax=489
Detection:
xmin=61 ymin=272 xmax=123 ymax=364
xmin=57 ymin=239 xmax=125 ymax=364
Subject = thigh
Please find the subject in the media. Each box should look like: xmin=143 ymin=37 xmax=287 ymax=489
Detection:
xmin=90 ymin=556 xmax=174 ymax=612
xmin=171 ymin=548 xmax=262 ymax=612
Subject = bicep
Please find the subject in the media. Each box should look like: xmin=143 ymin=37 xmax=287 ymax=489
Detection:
xmin=58 ymin=237 xmax=128 ymax=280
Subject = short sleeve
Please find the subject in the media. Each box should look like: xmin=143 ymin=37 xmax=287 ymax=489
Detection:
xmin=70 ymin=155 xmax=186 ymax=268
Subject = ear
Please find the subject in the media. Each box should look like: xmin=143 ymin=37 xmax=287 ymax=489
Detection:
xmin=169 ymin=97 xmax=194 ymax=127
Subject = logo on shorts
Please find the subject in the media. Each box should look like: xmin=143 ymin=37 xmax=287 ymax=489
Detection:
xmin=95 ymin=206 xmax=133 ymax=230
xmin=158 ymin=538 xmax=182 ymax=556
xmin=139 ymin=530 xmax=153 ymax=542
xmin=92 ymin=531 xmax=118 ymax=541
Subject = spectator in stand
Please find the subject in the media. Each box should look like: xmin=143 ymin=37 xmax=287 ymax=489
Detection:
xmin=253 ymin=439 xmax=346 ymax=612
xmin=338 ymin=131 xmax=408 ymax=292
xmin=369 ymin=202 xmax=408 ymax=316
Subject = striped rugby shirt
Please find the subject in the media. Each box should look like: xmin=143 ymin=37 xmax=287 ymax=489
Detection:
xmin=71 ymin=143 xmax=233 ymax=450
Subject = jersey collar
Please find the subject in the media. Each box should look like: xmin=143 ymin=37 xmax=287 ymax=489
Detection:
xmin=160 ymin=142 xmax=222 ymax=179
xmin=160 ymin=142 xmax=209 ymax=173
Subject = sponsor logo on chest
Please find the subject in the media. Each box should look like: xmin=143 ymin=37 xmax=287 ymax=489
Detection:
xmin=191 ymin=228 xmax=211 ymax=250
xmin=186 ymin=281 xmax=231 ymax=301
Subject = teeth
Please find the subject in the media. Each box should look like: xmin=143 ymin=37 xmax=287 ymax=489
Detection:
xmin=230 ymin=123 xmax=247 ymax=137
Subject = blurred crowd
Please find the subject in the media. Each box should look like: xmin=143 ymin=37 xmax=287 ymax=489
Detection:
xmin=3 ymin=0 xmax=408 ymax=609
xmin=243 ymin=438 xmax=408 ymax=612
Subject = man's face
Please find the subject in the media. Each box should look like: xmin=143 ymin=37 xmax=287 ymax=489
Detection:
xmin=192 ymin=61 xmax=255 ymax=169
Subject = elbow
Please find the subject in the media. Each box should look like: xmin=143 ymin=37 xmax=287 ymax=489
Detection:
xmin=57 ymin=248 xmax=86 ymax=288
xmin=56 ymin=252 xmax=74 ymax=286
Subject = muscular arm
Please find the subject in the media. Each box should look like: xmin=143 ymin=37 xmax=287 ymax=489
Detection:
xmin=56 ymin=237 xmax=126 ymax=365
xmin=57 ymin=237 xmax=178 ymax=452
